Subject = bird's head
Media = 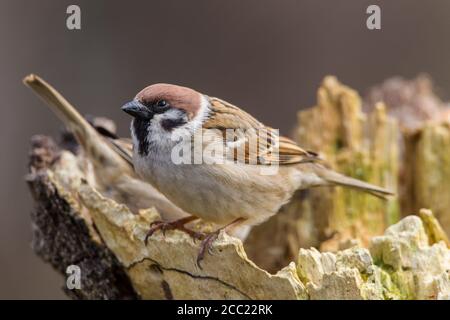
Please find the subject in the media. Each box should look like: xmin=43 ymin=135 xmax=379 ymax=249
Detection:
xmin=122 ymin=83 xmax=209 ymax=155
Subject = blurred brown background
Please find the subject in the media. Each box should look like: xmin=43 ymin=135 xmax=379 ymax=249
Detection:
xmin=1 ymin=0 xmax=450 ymax=299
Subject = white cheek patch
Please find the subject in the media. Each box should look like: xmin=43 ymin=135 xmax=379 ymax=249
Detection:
xmin=146 ymin=108 xmax=190 ymax=148
xmin=147 ymin=114 xmax=170 ymax=144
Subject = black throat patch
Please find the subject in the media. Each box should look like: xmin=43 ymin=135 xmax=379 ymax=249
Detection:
xmin=133 ymin=119 xmax=150 ymax=156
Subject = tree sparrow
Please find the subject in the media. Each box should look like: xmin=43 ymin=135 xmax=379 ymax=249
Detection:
xmin=122 ymin=83 xmax=393 ymax=266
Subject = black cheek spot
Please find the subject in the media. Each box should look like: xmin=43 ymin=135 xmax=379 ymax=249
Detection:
xmin=161 ymin=118 xmax=187 ymax=131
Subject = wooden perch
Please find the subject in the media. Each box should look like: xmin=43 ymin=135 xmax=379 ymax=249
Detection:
xmin=25 ymin=75 xmax=450 ymax=299
xmin=27 ymin=136 xmax=306 ymax=299
xmin=26 ymin=134 xmax=450 ymax=299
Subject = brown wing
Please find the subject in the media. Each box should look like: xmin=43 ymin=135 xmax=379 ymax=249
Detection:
xmin=203 ymin=97 xmax=319 ymax=165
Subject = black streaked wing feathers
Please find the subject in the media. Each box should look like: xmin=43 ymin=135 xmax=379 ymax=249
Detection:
xmin=204 ymin=97 xmax=320 ymax=165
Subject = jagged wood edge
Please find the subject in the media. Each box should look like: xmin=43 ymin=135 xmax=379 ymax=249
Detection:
xmin=26 ymin=135 xmax=139 ymax=299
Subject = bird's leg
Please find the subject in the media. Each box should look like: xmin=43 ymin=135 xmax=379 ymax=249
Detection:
xmin=145 ymin=215 xmax=202 ymax=244
xmin=197 ymin=218 xmax=246 ymax=269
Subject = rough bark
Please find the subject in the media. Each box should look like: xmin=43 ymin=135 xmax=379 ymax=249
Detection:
xmin=27 ymin=135 xmax=138 ymax=299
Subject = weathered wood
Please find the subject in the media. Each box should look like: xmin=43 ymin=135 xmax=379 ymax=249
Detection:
xmin=26 ymin=135 xmax=138 ymax=300
xmin=363 ymin=75 xmax=450 ymax=238
xmin=403 ymin=122 xmax=450 ymax=235
xmin=26 ymin=135 xmax=450 ymax=299
xmin=245 ymin=77 xmax=399 ymax=271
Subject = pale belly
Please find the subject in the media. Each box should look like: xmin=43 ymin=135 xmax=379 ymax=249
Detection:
xmin=135 ymin=157 xmax=297 ymax=226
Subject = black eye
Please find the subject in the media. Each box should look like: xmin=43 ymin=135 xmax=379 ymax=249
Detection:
xmin=156 ymin=100 xmax=168 ymax=107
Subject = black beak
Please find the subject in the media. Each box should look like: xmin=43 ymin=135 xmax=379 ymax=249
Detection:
xmin=121 ymin=101 xmax=152 ymax=119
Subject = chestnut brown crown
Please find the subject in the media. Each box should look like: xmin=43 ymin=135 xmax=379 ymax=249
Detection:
xmin=135 ymin=83 xmax=202 ymax=119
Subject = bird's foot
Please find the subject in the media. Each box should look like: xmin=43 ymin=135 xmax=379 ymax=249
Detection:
xmin=195 ymin=218 xmax=246 ymax=269
xmin=144 ymin=216 xmax=202 ymax=245
xmin=196 ymin=229 xmax=221 ymax=269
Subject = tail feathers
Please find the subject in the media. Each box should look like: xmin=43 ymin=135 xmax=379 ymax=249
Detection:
xmin=315 ymin=166 xmax=394 ymax=199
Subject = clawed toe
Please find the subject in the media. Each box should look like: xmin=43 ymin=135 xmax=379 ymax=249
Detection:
xmin=144 ymin=217 xmax=200 ymax=245
xmin=149 ymin=220 xmax=163 ymax=228
xmin=144 ymin=221 xmax=165 ymax=244
xmin=196 ymin=231 xmax=220 ymax=269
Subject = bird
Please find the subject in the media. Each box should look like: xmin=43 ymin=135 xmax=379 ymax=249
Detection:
xmin=121 ymin=83 xmax=394 ymax=267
